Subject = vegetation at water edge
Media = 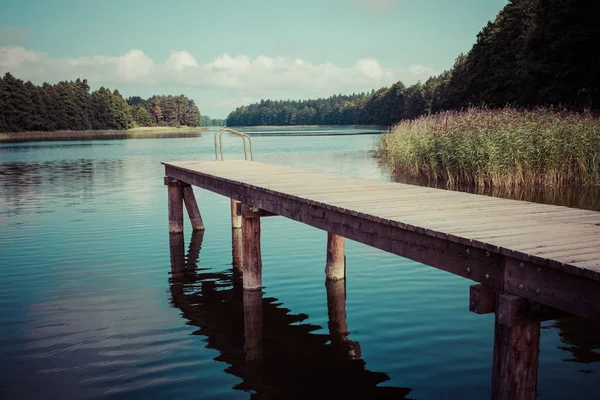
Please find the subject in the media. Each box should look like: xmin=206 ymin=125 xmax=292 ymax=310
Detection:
xmin=0 ymin=73 xmax=224 ymax=133
xmin=377 ymin=108 xmax=600 ymax=187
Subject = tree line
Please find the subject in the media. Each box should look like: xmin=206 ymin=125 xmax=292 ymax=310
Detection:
xmin=227 ymin=0 xmax=599 ymax=127
xmin=0 ymin=72 xmax=223 ymax=132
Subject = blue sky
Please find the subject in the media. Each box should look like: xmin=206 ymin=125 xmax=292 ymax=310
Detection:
xmin=0 ymin=0 xmax=508 ymax=118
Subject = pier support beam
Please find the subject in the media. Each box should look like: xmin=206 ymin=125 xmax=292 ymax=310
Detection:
xmin=242 ymin=205 xmax=262 ymax=291
xmin=167 ymin=180 xmax=184 ymax=234
xmin=183 ymin=186 xmax=205 ymax=231
xmin=325 ymin=233 xmax=345 ymax=281
xmin=232 ymin=227 xmax=243 ymax=272
xmin=231 ymin=199 xmax=242 ymax=229
xmin=492 ymin=293 xmax=541 ymax=400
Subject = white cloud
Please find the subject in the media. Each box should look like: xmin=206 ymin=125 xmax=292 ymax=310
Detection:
xmin=0 ymin=46 xmax=436 ymax=116
xmin=0 ymin=46 xmax=434 ymax=92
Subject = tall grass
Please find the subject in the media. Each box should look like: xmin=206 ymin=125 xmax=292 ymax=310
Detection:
xmin=377 ymin=107 xmax=600 ymax=187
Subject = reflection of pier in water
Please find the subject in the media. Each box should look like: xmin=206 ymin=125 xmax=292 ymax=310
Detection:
xmin=168 ymin=231 xmax=412 ymax=399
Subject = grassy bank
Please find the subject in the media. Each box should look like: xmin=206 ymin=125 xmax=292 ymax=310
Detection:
xmin=0 ymin=126 xmax=206 ymax=143
xmin=377 ymin=108 xmax=600 ymax=187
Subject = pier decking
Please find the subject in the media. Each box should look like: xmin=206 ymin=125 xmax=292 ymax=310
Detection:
xmin=162 ymin=159 xmax=600 ymax=400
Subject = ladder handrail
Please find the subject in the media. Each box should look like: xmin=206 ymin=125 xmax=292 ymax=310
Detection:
xmin=213 ymin=128 xmax=254 ymax=161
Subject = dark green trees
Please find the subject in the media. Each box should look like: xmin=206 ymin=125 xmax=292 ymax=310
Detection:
xmin=128 ymin=95 xmax=201 ymax=127
xmin=0 ymin=72 xmax=203 ymax=132
xmin=226 ymin=0 xmax=599 ymax=127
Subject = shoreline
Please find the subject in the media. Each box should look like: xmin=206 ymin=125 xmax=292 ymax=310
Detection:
xmin=0 ymin=126 xmax=207 ymax=144
xmin=227 ymin=125 xmax=386 ymax=130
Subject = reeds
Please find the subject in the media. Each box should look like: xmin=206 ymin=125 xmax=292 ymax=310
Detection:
xmin=377 ymin=107 xmax=600 ymax=187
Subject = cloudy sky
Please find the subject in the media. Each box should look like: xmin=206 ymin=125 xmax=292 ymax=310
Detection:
xmin=0 ymin=0 xmax=507 ymax=118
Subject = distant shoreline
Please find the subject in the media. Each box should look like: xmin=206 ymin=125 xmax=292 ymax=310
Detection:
xmin=228 ymin=125 xmax=385 ymax=130
xmin=0 ymin=126 xmax=207 ymax=144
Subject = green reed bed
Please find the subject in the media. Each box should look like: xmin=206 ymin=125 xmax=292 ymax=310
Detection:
xmin=377 ymin=108 xmax=600 ymax=187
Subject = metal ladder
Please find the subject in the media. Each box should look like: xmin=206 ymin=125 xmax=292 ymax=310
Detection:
xmin=213 ymin=128 xmax=254 ymax=161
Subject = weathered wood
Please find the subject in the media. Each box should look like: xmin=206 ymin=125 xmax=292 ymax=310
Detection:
xmin=231 ymin=199 xmax=242 ymax=229
xmin=503 ymin=257 xmax=600 ymax=320
xmin=182 ymin=186 xmax=205 ymax=231
xmin=167 ymin=182 xmax=184 ymax=234
xmin=162 ymin=161 xmax=600 ymax=321
xmin=469 ymin=284 xmax=496 ymax=314
xmin=232 ymin=227 xmax=243 ymax=272
xmin=492 ymin=293 xmax=541 ymax=400
xmin=243 ymin=289 xmax=263 ymax=363
xmin=242 ymin=205 xmax=262 ymax=290
xmin=325 ymin=233 xmax=345 ymax=281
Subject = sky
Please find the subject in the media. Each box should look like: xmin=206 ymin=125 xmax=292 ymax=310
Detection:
xmin=0 ymin=0 xmax=508 ymax=118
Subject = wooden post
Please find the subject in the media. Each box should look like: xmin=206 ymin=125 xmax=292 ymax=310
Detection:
xmin=242 ymin=205 xmax=262 ymax=291
xmin=167 ymin=180 xmax=184 ymax=234
xmin=243 ymin=289 xmax=263 ymax=363
xmin=325 ymin=232 xmax=345 ymax=281
xmin=182 ymin=186 xmax=205 ymax=231
xmin=231 ymin=199 xmax=242 ymax=229
xmin=492 ymin=293 xmax=541 ymax=400
xmin=232 ymin=227 xmax=243 ymax=272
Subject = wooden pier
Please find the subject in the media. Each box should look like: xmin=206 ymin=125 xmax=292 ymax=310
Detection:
xmin=162 ymin=159 xmax=600 ymax=400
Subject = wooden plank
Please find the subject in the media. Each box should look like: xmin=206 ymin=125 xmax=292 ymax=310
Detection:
xmin=503 ymin=257 xmax=600 ymax=319
xmin=163 ymin=161 xmax=600 ymax=320
xmin=165 ymin=164 xmax=505 ymax=289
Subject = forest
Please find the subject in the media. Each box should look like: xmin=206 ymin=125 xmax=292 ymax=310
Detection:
xmin=0 ymin=73 xmax=222 ymax=132
xmin=226 ymin=0 xmax=599 ymax=127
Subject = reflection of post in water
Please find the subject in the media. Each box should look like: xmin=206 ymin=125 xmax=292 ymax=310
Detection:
xmin=167 ymin=232 xmax=411 ymax=399
xmin=169 ymin=232 xmax=186 ymax=277
xmin=326 ymin=279 xmax=361 ymax=359
xmin=243 ymin=289 xmax=263 ymax=364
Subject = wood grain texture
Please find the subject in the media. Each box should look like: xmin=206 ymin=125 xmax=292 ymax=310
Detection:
xmin=469 ymin=284 xmax=496 ymax=314
xmin=325 ymin=233 xmax=345 ymax=281
xmin=182 ymin=186 xmax=205 ymax=231
xmin=242 ymin=205 xmax=262 ymax=290
xmin=231 ymin=199 xmax=242 ymax=229
xmin=492 ymin=293 xmax=541 ymax=400
xmin=167 ymin=183 xmax=184 ymax=234
xmin=163 ymin=160 xmax=600 ymax=320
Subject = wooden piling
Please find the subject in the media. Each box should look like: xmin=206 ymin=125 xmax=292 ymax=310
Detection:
xmin=232 ymin=227 xmax=243 ymax=272
xmin=167 ymin=181 xmax=184 ymax=234
xmin=326 ymin=233 xmax=345 ymax=281
xmin=182 ymin=186 xmax=205 ymax=231
xmin=242 ymin=205 xmax=262 ymax=290
xmin=231 ymin=199 xmax=242 ymax=229
xmin=492 ymin=293 xmax=541 ymax=400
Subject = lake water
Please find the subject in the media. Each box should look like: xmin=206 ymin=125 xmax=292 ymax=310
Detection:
xmin=1 ymin=128 xmax=598 ymax=399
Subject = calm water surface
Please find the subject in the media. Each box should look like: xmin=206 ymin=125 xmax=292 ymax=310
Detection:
xmin=0 ymin=128 xmax=599 ymax=399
